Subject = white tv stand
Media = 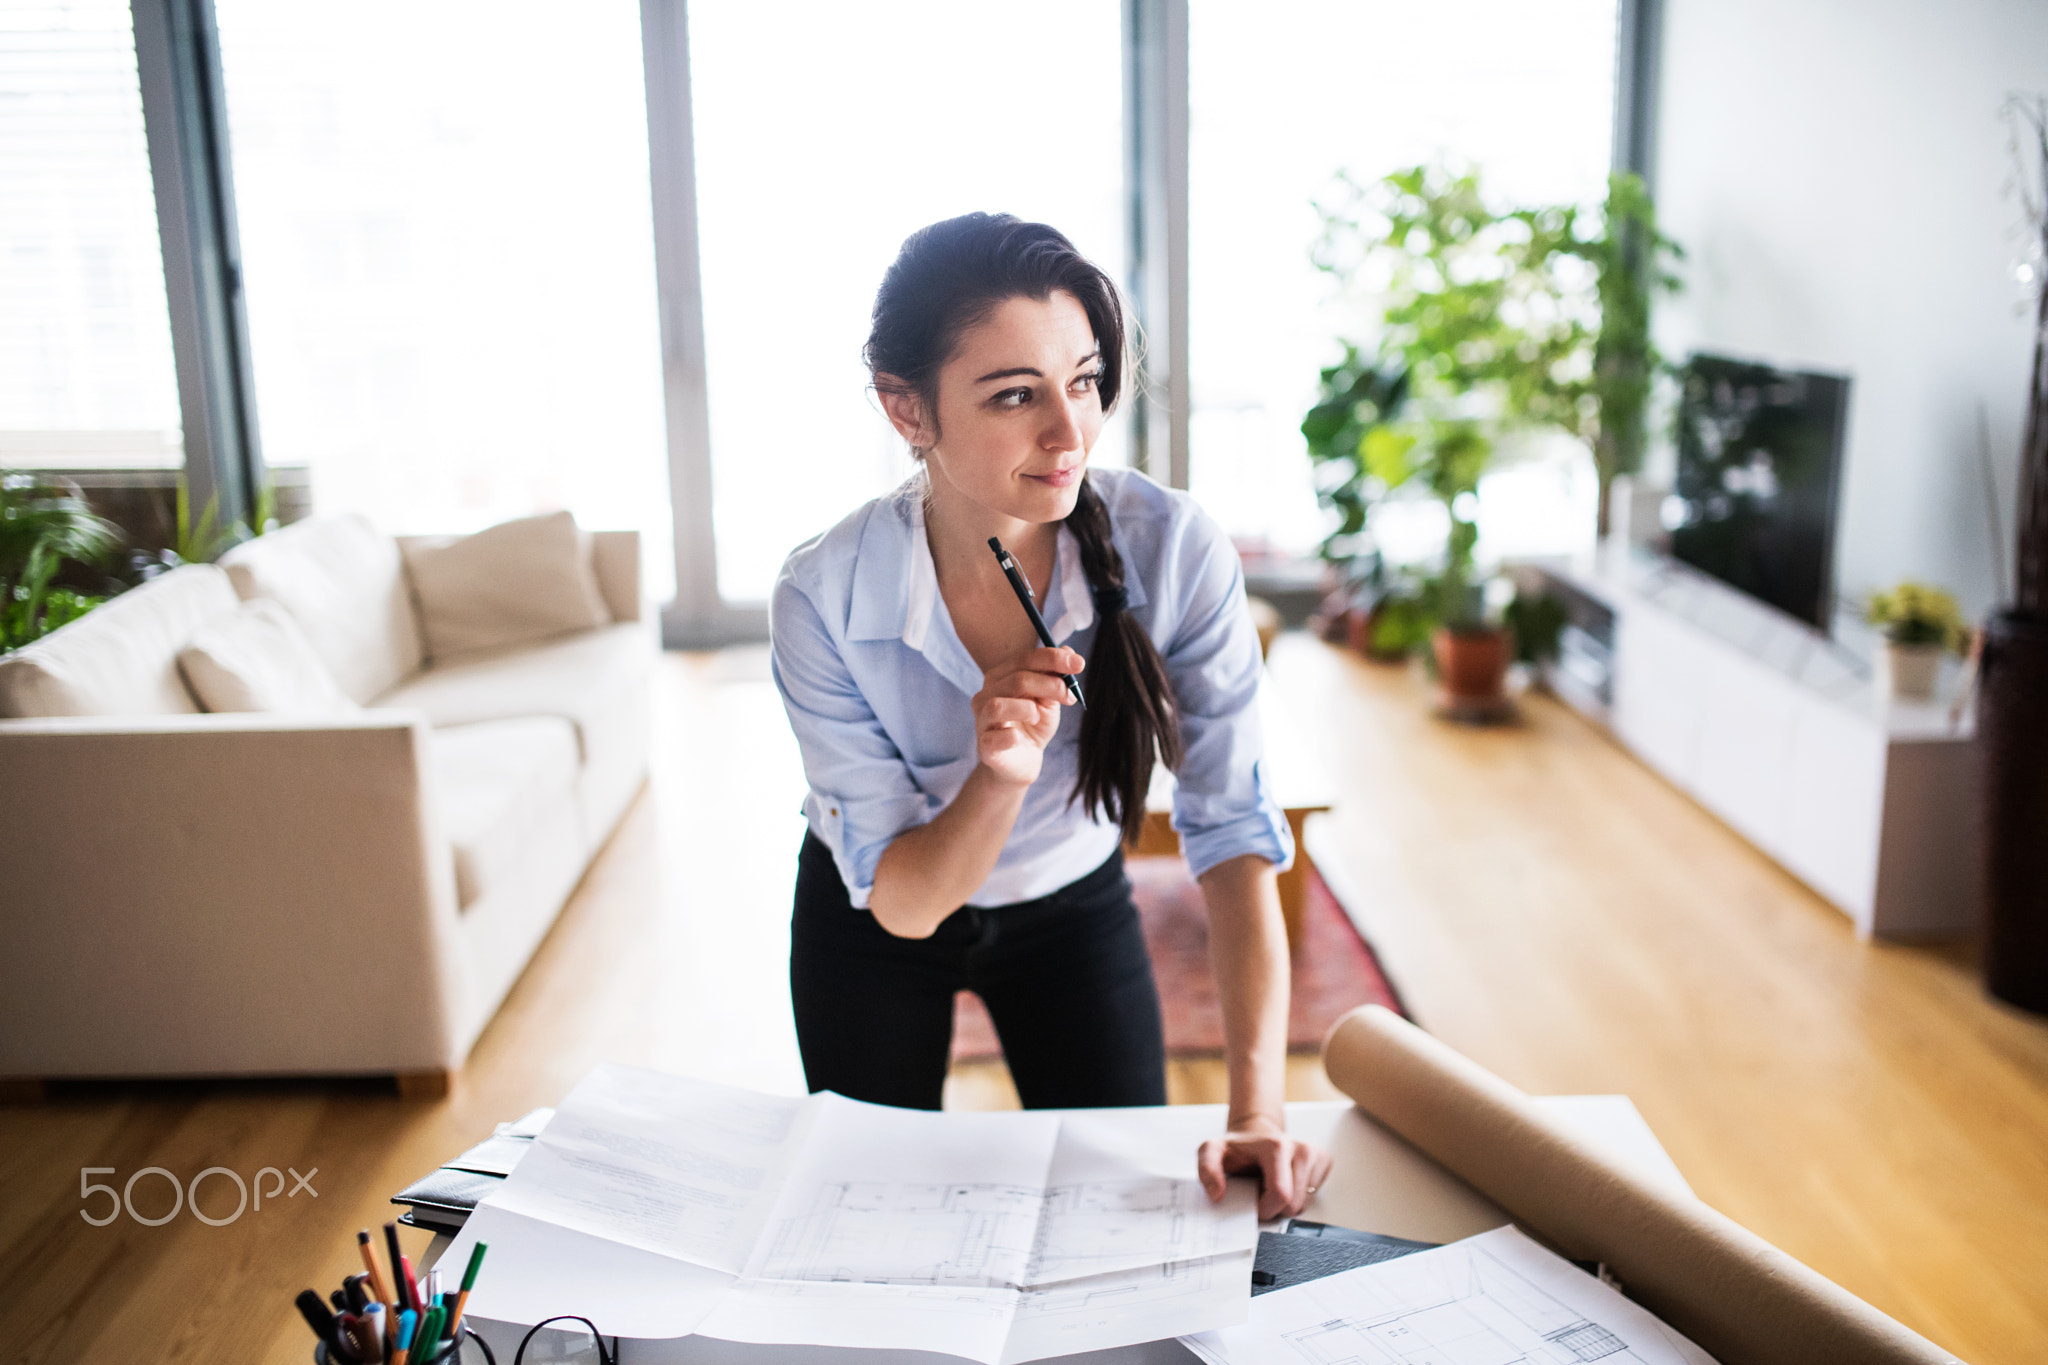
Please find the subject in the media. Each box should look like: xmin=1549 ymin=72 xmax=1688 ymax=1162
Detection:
xmin=1532 ymin=545 xmax=1979 ymax=938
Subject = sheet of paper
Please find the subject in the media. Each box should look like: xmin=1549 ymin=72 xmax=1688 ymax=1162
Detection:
xmin=485 ymin=1064 xmax=813 ymax=1274
xmin=699 ymin=1099 xmax=1253 ymax=1364
xmin=458 ymin=1074 xmax=1256 ymax=1364
xmin=444 ymin=1202 xmax=736 ymax=1341
xmin=743 ymin=1094 xmax=1062 ymax=1289
xmin=1028 ymin=1109 xmax=1259 ymax=1285
xmin=1181 ymin=1225 xmax=1718 ymax=1365
xmin=704 ymin=1099 xmax=1058 ymax=1361
xmin=696 ymin=1276 xmax=1020 ymax=1364
xmin=1005 ymin=1251 xmax=1254 ymax=1365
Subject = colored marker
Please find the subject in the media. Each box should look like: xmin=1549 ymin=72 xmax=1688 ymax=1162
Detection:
xmin=414 ymin=1307 xmax=444 ymax=1359
xmin=337 ymin=1312 xmax=371 ymax=1362
xmin=361 ymin=1303 xmax=387 ymax=1362
xmin=392 ymin=1308 xmax=418 ymax=1365
xmin=383 ymin=1223 xmax=410 ymax=1312
xmin=295 ymin=1287 xmax=341 ymax=1355
xmin=447 ymin=1240 xmax=488 ymax=1340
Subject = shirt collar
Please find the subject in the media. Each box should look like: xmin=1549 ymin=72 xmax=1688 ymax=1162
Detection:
xmin=843 ymin=471 xmax=1098 ymax=652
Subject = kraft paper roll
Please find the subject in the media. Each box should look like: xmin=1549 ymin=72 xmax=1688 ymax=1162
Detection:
xmin=1321 ymin=1005 xmax=1961 ymax=1365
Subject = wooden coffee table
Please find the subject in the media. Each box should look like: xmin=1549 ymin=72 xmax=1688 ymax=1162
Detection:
xmin=1127 ymin=684 xmax=1336 ymax=948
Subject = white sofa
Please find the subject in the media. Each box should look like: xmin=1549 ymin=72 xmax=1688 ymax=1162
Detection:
xmin=0 ymin=514 xmax=652 ymax=1094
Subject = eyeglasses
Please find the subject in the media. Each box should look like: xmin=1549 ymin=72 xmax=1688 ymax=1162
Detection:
xmin=512 ymin=1316 xmax=616 ymax=1365
xmin=373 ymin=1317 xmax=613 ymax=1365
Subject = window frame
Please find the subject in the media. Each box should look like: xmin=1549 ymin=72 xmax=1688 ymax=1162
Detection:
xmin=127 ymin=0 xmax=1658 ymax=638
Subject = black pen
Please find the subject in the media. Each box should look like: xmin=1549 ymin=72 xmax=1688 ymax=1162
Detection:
xmin=988 ymin=536 xmax=1085 ymax=709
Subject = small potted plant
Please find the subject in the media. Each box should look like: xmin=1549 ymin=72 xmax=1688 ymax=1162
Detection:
xmin=1865 ymin=580 xmax=1969 ymax=701
xmin=1429 ymin=569 xmax=1512 ymax=717
xmin=1 ymin=472 xmax=120 ymax=654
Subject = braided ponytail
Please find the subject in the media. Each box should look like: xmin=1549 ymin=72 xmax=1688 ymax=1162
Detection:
xmin=1068 ymin=474 xmax=1182 ymax=844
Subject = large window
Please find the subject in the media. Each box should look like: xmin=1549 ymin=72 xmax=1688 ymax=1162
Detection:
xmin=0 ymin=0 xmax=183 ymax=470
xmin=687 ymin=0 xmax=1127 ymax=604
xmin=213 ymin=0 xmax=673 ymax=588
xmin=1187 ymin=0 xmax=1617 ymax=562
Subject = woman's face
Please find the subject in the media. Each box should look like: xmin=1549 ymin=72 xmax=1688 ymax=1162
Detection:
xmin=893 ymin=291 xmax=1106 ymax=526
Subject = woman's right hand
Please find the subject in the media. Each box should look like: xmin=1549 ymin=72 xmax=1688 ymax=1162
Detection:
xmin=972 ymin=646 xmax=1083 ymax=787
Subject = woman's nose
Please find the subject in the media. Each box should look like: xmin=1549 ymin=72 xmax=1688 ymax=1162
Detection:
xmin=1042 ymin=394 xmax=1085 ymax=451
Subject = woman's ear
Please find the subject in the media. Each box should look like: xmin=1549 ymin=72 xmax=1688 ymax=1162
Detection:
xmin=877 ymin=381 xmax=936 ymax=450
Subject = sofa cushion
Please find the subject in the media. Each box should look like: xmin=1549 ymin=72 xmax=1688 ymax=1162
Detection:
xmin=400 ymin=512 xmax=611 ymax=663
xmin=429 ymin=716 xmax=581 ymax=909
xmin=177 ymin=599 xmax=360 ymax=715
xmin=375 ymin=623 xmax=645 ymax=763
xmin=0 ymin=564 xmax=237 ymax=718
xmin=377 ymin=622 xmax=652 ymax=852
xmin=219 ymin=513 xmax=424 ymax=704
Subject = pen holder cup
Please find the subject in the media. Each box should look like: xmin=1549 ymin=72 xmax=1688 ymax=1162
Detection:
xmin=317 ymin=1327 xmax=484 ymax=1365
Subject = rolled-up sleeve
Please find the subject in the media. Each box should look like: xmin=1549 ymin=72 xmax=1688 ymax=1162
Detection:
xmin=770 ymin=576 xmax=937 ymax=908
xmin=1160 ymin=515 xmax=1295 ymax=879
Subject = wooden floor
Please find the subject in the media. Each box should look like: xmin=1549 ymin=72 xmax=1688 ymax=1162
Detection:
xmin=2 ymin=634 xmax=2043 ymax=1363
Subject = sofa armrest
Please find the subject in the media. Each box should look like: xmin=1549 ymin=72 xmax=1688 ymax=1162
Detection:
xmin=0 ymin=711 xmax=467 ymax=1078
xmin=589 ymin=530 xmax=642 ymax=623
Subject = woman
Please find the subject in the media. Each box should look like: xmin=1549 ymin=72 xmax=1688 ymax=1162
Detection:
xmin=770 ymin=213 xmax=1330 ymax=1218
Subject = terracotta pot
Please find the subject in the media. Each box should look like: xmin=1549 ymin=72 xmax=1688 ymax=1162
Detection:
xmin=1432 ymin=626 xmax=1510 ymax=703
xmin=1880 ymin=641 xmax=1942 ymax=701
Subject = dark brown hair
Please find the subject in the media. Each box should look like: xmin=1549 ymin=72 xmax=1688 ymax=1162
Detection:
xmin=864 ymin=213 xmax=1181 ymax=841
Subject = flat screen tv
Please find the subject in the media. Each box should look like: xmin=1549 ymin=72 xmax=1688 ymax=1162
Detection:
xmin=1669 ymin=353 xmax=1850 ymax=632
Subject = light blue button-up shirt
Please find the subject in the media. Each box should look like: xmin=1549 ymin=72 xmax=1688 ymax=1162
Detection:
xmin=769 ymin=465 xmax=1293 ymax=909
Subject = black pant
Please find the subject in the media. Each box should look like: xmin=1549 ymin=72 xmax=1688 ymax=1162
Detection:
xmin=790 ymin=831 xmax=1168 ymax=1111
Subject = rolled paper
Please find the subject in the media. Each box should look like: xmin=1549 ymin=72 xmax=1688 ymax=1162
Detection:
xmin=1320 ymin=1005 xmax=1960 ymax=1365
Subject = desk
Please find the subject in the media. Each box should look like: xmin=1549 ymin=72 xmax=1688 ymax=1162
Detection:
xmin=429 ymin=1094 xmax=1683 ymax=1364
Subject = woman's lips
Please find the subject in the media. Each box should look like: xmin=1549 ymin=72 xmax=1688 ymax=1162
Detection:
xmin=1027 ymin=466 xmax=1083 ymax=489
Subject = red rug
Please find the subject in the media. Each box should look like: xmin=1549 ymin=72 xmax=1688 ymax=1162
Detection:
xmin=949 ymin=856 xmax=1406 ymax=1062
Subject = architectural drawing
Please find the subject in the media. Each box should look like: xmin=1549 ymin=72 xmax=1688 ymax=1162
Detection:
xmin=758 ymin=1180 xmax=1043 ymax=1287
xmin=1022 ymin=1253 xmax=1221 ymax=1317
xmin=1278 ymin=1242 xmax=1656 ymax=1365
xmin=1030 ymin=1177 xmax=1229 ymax=1283
xmin=755 ymin=1174 xmax=1242 ymax=1291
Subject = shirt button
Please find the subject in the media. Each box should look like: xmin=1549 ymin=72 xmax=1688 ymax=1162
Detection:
xmin=829 ymin=806 xmax=839 ymax=817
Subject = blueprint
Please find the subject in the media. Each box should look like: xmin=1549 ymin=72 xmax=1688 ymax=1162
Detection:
xmin=1181 ymin=1225 xmax=1719 ymax=1365
xmin=483 ymin=1066 xmax=813 ymax=1274
xmin=1007 ymin=1250 xmax=1257 ymax=1364
xmin=449 ymin=1064 xmax=1259 ymax=1363
xmin=1029 ymin=1108 xmax=1259 ymax=1284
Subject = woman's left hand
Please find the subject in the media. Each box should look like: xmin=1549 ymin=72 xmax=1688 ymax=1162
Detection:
xmin=1196 ymin=1115 xmax=1334 ymax=1221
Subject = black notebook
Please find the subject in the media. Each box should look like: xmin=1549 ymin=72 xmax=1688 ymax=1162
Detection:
xmin=391 ymin=1108 xmax=551 ymax=1232
xmin=1249 ymin=1219 xmax=1439 ymax=1295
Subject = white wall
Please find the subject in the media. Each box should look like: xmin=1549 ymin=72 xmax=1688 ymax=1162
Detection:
xmin=1652 ymin=0 xmax=2048 ymax=621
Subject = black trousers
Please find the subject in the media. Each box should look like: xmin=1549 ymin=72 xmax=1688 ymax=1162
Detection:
xmin=789 ymin=831 xmax=1168 ymax=1111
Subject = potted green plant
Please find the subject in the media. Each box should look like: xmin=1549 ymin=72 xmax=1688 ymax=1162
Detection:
xmin=1305 ymin=164 xmax=1683 ymax=571
xmin=1361 ymin=419 xmax=1518 ymax=706
xmin=1865 ymin=581 xmax=1968 ymax=701
xmin=1301 ymin=347 xmax=1413 ymax=659
xmin=1 ymin=472 xmax=120 ymax=654
xmin=1574 ymin=174 xmax=1684 ymax=534
xmin=1307 ymin=164 xmax=1583 ymax=703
